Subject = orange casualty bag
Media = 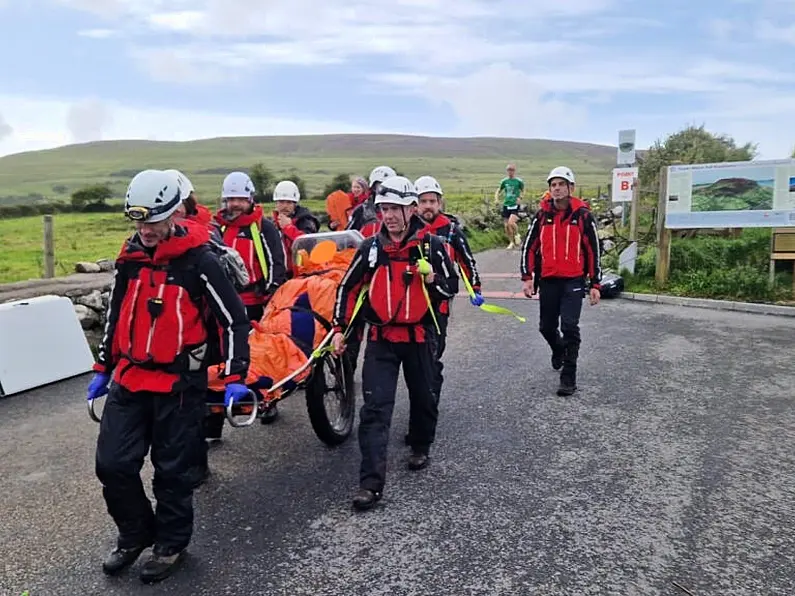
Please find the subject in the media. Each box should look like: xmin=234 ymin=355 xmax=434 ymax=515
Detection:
xmin=208 ymin=231 xmax=364 ymax=399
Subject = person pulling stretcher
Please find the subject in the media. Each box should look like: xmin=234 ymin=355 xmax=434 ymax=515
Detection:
xmin=330 ymin=175 xmax=459 ymax=511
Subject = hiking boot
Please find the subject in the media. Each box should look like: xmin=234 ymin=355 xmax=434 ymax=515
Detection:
xmin=506 ymin=241 xmax=514 ymax=250
xmin=260 ymin=402 xmax=279 ymax=425
xmin=102 ymin=544 xmax=150 ymax=576
xmin=352 ymin=488 xmax=382 ymax=511
xmin=139 ymin=550 xmax=185 ymax=584
xmin=557 ymin=367 xmax=577 ymax=396
xmin=408 ymin=452 xmax=430 ymax=471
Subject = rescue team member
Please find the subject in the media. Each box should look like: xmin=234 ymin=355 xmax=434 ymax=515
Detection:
xmin=86 ymin=169 xmax=251 ymax=583
xmin=330 ymin=176 xmax=459 ymax=511
xmin=495 ymin=163 xmax=524 ymax=249
xmin=409 ymin=175 xmax=482 ymax=440
xmin=519 ymin=166 xmax=601 ymax=397
xmin=342 ymin=165 xmax=396 ymax=377
xmin=214 ymin=171 xmax=287 ymax=322
xmin=271 ymin=179 xmax=320 ymax=277
xmin=165 ymin=169 xmax=213 ymax=226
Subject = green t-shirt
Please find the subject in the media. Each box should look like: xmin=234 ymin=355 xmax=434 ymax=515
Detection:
xmin=499 ymin=176 xmax=524 ymax=207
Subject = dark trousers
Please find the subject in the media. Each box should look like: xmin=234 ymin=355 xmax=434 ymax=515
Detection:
xmin=359 ymin=334 xmax=439 ymax=493
xmin=406 ymin=311 xmax=448 ymax=441
xmin=95 ymin=383 xmax=205 ymax=555
xmin=245 ymin=303 xmax=265 ymax=323
xmin=539 ymin=277 xmax=585 ymax=379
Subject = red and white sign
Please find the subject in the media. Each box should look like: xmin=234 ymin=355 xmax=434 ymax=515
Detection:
xmin=612 ymin=167 xmax=638 ymax=202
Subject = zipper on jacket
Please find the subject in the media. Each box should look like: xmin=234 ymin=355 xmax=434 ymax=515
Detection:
xmin=404 ymin=267 xmax=411 ymax=321
xmin=126 ymin=279 xmax=142 ymax=355
xmin=565 ymin=225 xmax=570 ymax=261
xmin=145 ymin=282 xmax=166 ymax=357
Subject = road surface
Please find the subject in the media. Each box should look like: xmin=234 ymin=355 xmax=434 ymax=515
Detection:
xmin=1 ymin=250 xmax=794 ymax=595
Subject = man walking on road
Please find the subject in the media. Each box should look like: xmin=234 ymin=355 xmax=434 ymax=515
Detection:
xmin=411 ymin=174 xmax=481 ymax=438
xmin=495 ymin=163 xmax=524 ymax=249
xmin=87 ymin=169 xmax=251 ymax=583
xmin=520 ymin=166 xmax=601 ymax=396
xmin=330 ymin=176 xmax=458 ymax=511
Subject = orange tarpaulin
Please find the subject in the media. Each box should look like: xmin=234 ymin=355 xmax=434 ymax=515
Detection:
xmin=207 ymin=247 xmax=357 ymax=398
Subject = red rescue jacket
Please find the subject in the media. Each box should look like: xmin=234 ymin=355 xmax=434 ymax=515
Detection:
xmin=333 ymin=215 xmax=459 ymax=343
xmin=423 ymin=213 xmax=481 ymax=315
xmin=520 ymin=196 xmax=602 ymax=288
xmin=214 ymin=205 xmax=287 ymax=305
xmin=93 ymin=220 xmax=251 ymax=394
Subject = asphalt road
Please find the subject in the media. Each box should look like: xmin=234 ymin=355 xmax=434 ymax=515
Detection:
xmin=2 ymin=250 xmax=794 ymax=595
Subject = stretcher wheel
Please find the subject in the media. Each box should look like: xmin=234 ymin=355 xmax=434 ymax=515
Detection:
xmin=305 ymin=352 xmax=355 ymax=446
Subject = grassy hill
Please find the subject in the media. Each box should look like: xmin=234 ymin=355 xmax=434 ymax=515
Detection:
xmin=0 ymin=134 xmax=617 ymax=206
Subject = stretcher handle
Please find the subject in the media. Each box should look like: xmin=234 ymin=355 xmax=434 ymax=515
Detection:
xmin=225 ymin=389 xmax=259 ymax=428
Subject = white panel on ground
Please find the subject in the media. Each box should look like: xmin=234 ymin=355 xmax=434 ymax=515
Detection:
xmin=0 ymin=295 xmax=95 ymax=396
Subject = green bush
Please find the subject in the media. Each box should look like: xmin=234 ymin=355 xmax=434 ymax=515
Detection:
xmin=626 ymin=229 xmax=792 ymax=303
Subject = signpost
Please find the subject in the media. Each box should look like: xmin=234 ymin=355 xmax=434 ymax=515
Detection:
xmin=614 ymin=129 xmax=639 ymax=239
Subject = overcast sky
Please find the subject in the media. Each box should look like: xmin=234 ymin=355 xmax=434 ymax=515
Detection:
xmin=0 ymin=0 xmax=793 ymax=159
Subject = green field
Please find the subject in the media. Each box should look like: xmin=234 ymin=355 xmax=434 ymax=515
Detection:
xmin=0 ymin=195 xmax=525 ymax=283
xmin=0 ymin=133 xmax=616 ymax=205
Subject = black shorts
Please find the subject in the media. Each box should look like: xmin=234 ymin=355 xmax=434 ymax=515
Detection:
xmin=502 ymin=205 xmax=519 ymax=219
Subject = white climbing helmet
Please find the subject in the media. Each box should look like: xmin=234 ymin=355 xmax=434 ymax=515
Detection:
xmin=414 ymin=175 xmax=443 ymax=197
xmin=547 ymin=166 xmax=575 ymax=185
xmin=222 ymin=171 xmax=256 ymax=200
xmin=373 ymin=175 xmax=418 ymax=206
xmin=124 ymin=169 xmax=183 ymax=223
xmin=369 ymin=165 xmax=396 ymax=187
xmin=164 ymin=169 xmax=194 ymax=201
xmin=273 ymin=179 xmax=300 ymax=202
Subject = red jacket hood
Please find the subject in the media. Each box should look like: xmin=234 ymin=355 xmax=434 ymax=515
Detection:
xmin=214 ymin=204 xmax=263 ymax=228
xmin=424 ymin=213 xmax=452 ymax=234
xmin=117 ymin=219 xmax=210 ymax=264
xmin=540 ymin=194 xmax=590 ymax=213
xmin=191 ymin=203 xmax=213 ymax=225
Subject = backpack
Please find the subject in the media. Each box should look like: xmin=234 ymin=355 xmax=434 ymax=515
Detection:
xmin=207 ymin=238 xmax=250 ymax=292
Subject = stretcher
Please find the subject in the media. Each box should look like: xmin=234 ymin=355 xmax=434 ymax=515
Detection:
xmin=205 ymin=230 xmax=363 ymax=446
xmin=88 ymin=230 xmax=363 ymax=448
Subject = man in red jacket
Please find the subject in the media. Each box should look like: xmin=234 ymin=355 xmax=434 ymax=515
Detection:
xmin=410 ymin=174 xmax=481 ymax=439
xmin=520 ymin=166 xmax=602 ymax=396
xmin=87 ymin=169 xmax=251 ymax=583
xmin=271 ymin=179 xmax=320 ymax=277
xmin=330 ymin=176 xmax=459 ymax=511
xmin=214 ymin=171 xmax=287 ymax=322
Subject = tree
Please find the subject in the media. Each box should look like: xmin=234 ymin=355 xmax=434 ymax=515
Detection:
xmin=791 ymin=145 xmax=795 ymax=158
xmin=71 ymin=183 xmax=113 ymax=209
xmin=249 ymin=162 xmax=274 ymax=203
xmin=638 ymin=124 xmax=757 ymax=190
xmin=323 ymin=173 xmax=352 ymax=197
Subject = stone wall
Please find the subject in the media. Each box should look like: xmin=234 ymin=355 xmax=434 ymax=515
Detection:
xmin=0 ymin=260 xmax=115 ymax=347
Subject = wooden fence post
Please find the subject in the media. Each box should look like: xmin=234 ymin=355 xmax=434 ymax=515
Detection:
xmin=43 ymin=214 xmax=55 ymax=279
xmin=654 ymin=166 xmax=671 ymax=285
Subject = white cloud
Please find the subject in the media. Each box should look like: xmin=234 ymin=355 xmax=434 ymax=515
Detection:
xmin=420 ymin=63 xmax=588 ymax=139
xmin=66 ymin=99 xmax=113 ymax=142
xmin=0 ymin=113 xmax=12 ymax=140
xmin=77 ymin=28 xmax=118 ymax=38
xmin=755 ymin=20 xmax=795 ymax=45
xmin=0 ymin=93 xmax=390 ymax=157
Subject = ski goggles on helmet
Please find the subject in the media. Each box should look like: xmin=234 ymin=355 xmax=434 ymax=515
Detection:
xmin=125 ymin=191 xmax=182 ymax=222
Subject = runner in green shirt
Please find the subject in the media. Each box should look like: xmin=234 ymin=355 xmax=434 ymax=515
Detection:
xmin=494 ymin=163 xmax=524 ymax=248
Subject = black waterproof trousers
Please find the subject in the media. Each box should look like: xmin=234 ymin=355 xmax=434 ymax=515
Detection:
xmin=95 ymin=383 xmax=205 ymax=556
xmin=538 ymin=276 xmax=585 ymax=381
xmin=359 ymin=333 xmax=439 ymax=493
